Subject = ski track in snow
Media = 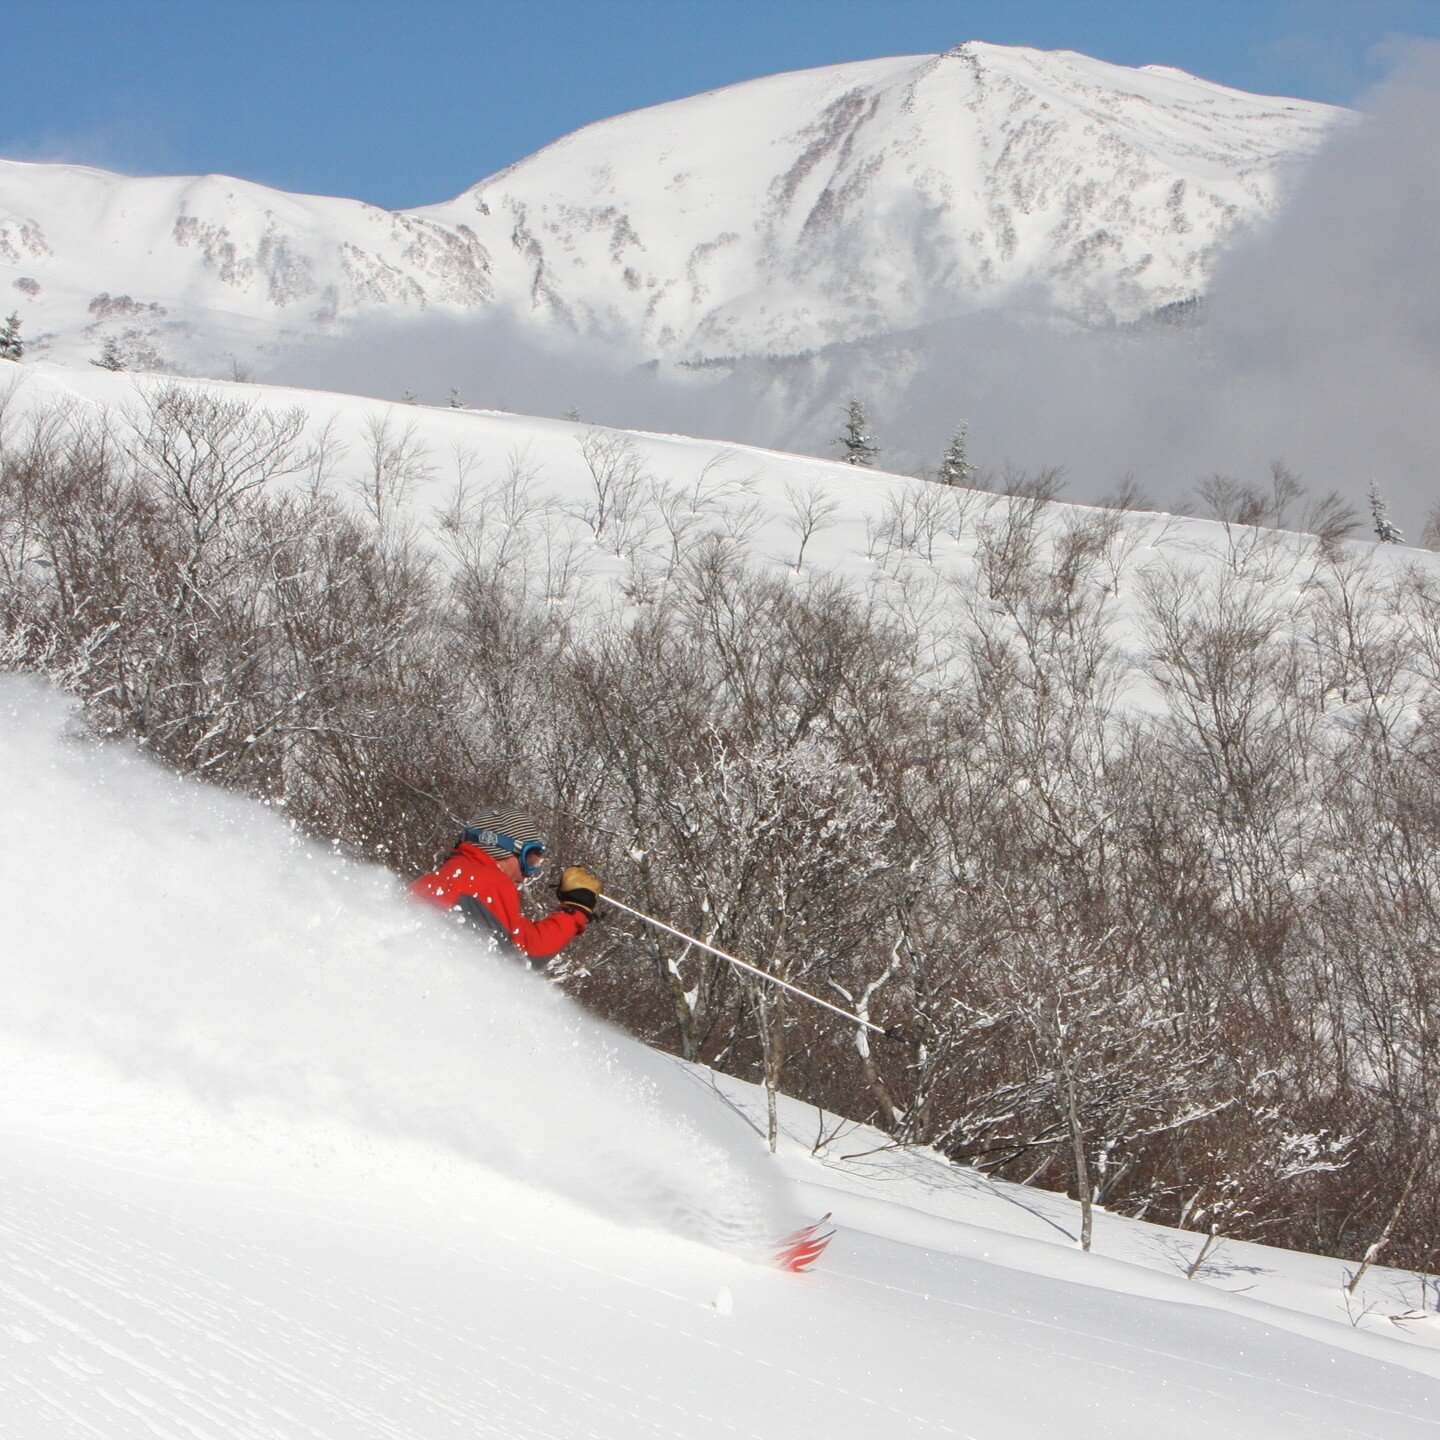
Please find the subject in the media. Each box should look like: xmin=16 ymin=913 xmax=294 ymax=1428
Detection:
xmin=0 ymin=1144 xmax=953 ymax=1440
xmin=5 ymin=1132 xmax=1440 ymax=1440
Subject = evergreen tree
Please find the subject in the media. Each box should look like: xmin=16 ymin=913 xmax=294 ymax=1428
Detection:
xmin=833 ymin=397 xmax=879 ymax=467
xmin=1367 ymin=479 xmax=1404 ymax=544
xmin=91 ymin=337 xmax=126 ymax=372
xmin=0 ymin=311 xmax=23 ymax=361
xmin=1422 ymin=503 xmax=1440 ymax=552
xmin=937 ymin=422 xmax=975 ymax=486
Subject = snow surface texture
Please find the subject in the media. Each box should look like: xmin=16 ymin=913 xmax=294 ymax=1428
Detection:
xmin=3 ymin=679 xmax=1440 ymax=1437
xmin=0 ymin=42 xmax=1339 ymax=375
xmin=0 ymin=676 xmax=790 ymax=1259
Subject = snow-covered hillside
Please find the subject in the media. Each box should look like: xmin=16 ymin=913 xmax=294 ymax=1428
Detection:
xmin=4 ymin=675 xmax=1440 ymax=1439
xmin=7 ymin=355 xmax=1426 ymax=671
xmin=0 ymin=43 xmax=1340 ymax=376
xmin=5 ymin=353 xmax=1434 ymax=821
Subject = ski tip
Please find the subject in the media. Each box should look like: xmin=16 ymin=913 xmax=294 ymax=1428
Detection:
xmin=778 ymin=1212 xmax=831 ymax=1247
xmin=775 ymin=1214 xmax=835 ymax=1273
xmin=777 ymin=1233 xmax=833 ymax=1272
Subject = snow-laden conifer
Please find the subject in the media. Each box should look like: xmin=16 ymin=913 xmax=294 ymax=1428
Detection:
xmin=937 ymin=422 xmax=975 ymax=486
xmin=834 ymin=397 xmax=879 ymax=467
xmin=1367 ymin=479 xmax=1404 ymax=544
xmin=0 ymin=311 xmax=23 ymax=361
xmin=91 ymin=337 xmax=126 ymax=371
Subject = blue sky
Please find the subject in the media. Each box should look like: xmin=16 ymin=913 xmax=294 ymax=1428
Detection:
xmin=3 ymin=0 xmax=1437 ymax=208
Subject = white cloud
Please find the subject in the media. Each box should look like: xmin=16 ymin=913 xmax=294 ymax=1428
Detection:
xmin=270 ymin=41 xmax=1440 ymax=532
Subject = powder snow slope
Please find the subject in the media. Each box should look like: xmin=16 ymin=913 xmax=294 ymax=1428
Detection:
xmin=0 ymin=42 xmax=1340 ymax=376
xmin=3 ymin=677 xmax=1440 ymax=1439
xmin=5 ymin=360 xmax=1440 ymax=1431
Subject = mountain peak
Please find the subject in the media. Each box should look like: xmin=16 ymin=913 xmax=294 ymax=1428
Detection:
xmin=423 ymin=43 xmax=1341 ymax=357
xmin=0 ymin=45 xmax=1343 ymax=373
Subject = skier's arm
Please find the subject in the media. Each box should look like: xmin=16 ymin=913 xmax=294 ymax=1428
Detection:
xmin=510 ymin=865 xmax=601 ymax=959
xmin=510 ymin=905 xmax=587 ymax=959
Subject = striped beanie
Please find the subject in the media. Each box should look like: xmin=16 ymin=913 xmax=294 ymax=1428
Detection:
xmin=459 ymin=805 xmax=547 ymax=862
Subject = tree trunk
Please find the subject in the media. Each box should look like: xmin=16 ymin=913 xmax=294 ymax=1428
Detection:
xmin=1347 ymin=1146 xmax=1430 ymax=1295
xmin=651 ymin=947 xmax=699 ymax=1062
xmin=757 ymin=990 xmax=785 ymax=1154
xmin=1062 ymin=1056 xmax=1094 ymax=1252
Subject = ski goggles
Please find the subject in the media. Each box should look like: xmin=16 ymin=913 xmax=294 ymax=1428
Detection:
xmin=461 ymin=827 xmax=548 ymax=878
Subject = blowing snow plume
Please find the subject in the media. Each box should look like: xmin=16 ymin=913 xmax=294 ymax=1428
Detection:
xmin=0 ymin=677 xmax=788 ymax=1255
xmin=1175 ymin=40 xmax=1440 ymax=530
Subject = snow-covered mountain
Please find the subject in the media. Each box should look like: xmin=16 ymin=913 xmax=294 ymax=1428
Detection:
xmin=0 ymin=42 xmax=1341 ymax=375
xmin=425 ymin=43 xmax=1340 ymax=356
xmin=0 ymin=159 xmax=495 ymax=370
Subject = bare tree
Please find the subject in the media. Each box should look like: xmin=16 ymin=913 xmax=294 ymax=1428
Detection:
xmin=576 ymin=428 xmax=651 ymax=552
xmin=782 ymin=479 xmax=840 ymax=573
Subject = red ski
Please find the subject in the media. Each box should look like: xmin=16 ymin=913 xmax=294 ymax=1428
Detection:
xmin=776 ymin=1213 xmax=835 ymax=1272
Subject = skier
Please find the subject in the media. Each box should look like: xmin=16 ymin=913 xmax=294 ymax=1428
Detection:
xmin=411 ymin=805 xmax=600 ymax=965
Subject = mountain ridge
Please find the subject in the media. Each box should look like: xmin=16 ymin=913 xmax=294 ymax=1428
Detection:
xmin=0 ymin=41 xmax=1343 ymax=375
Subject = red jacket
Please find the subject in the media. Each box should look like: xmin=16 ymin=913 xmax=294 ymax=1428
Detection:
xmin=411 ymin=842 xmax=586 ymax=959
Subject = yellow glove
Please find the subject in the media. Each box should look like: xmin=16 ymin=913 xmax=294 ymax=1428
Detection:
xmin=557 ymin=865 xmax=602 ymax=917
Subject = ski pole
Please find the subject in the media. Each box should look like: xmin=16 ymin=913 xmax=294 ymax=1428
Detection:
xmin=604 ymin=894 xmax=889 ymax=1037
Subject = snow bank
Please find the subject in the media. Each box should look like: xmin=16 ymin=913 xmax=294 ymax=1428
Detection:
xmin=0 ymin=676 xmax=788 ymax=1253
